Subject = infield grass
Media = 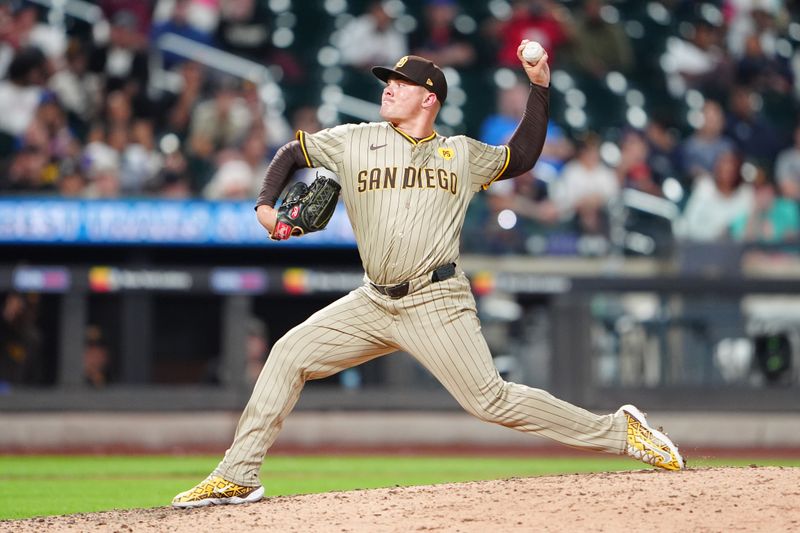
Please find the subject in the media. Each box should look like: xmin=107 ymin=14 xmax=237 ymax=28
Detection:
xmin=1 ymin=455 xmax=798 ymax=520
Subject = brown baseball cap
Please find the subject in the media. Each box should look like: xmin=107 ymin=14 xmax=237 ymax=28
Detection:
xmin=372 ymin=55 xmax=448 ymax=104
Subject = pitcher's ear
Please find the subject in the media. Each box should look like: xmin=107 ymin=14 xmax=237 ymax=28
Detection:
xmin=422 ymin=92 xmax=438 ymax=109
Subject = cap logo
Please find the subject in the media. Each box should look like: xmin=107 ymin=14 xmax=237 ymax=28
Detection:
xmin=395 ymin=56 xmax=409 ymax=69
xmin=426 ymin=78 xmax=433 ymax=86
xmin=438 ymin=147 xmax=454 ymax=160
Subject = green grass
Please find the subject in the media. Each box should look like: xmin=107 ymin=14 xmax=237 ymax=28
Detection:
xmin=0 ymin=455 xmax=798 ymax=520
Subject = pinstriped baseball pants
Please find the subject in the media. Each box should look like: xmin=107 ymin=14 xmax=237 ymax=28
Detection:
xmin=215 ymin=273 xmax=628 ymax=486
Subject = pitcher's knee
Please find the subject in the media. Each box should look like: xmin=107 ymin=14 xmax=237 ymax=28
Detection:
xmin=465 ymin=378 xmax=515 ymax=424
xmin=264 ymin=336 xmax=308 ymax=378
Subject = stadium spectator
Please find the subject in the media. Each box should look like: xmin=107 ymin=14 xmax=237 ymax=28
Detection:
xmin=2 ymin=4 xmax=66 ymax=61
xmin=0 ymin=292 xmax=43 ymax=387
xmin=661 ymin=18 xmax=733 ymax=99
xmin=82 ymin=136 xmax=121 ymax=198
xmin=96 ymin=3 xmax=151 ymax=90
xmin=775 ymin=124 xmax=800 ymax=201
xmin=48 ymin=39 xmax=102 ymax=136
xmin=2 ymin=94 xmax=71 ymax=194
xmin=187 ymin=75 xmax=252 ymax=191
xmin=643 ymin=116 xmax=682 ymax=191
xmin=0 ymin=46 xmax=48 ymax=138
xmin=0 ymin=4 xmax=14 ymax=77
xmin=480 ymin=79 xmax=573 ymax=180
xmin=291 ymin=106 xmax=323 ymax=136
xmin=154 ymin=169 xmax=192 ymax=197
xmin=189 ymin=76 xmax=252 ymax=151
xmin=410 ymin=0 xmax=476 ymax=69
xmin=726 ymin=1 xmax=784 ymax=60
xmin=216 ymin=0 xmax=304 ymax=85
xmin=158 ymin=60 xmax=206 ymax=140
xmin=0 ymin=145 xmax=48 ymax=192
xmin=147 ymin=134 xmax=193 ymax=195
xmin=336 ymin=1 xmax=408 ymax=70
xmin=240 ymin=79 xmax=292 ymax=150
xmin=150 ymin=0 xmax=215 ymax=69
xmin=99 ymin=0 xmax=154 ymax=42
xmin=617 ymin=129 xmax=662 ymax=197
xmin=563 ymin=0 xmax=633 ymax=79
xmin=83 ymin=325 xmax=112 ymax=388
xmin=242 ymin=129 xmax=270 ymax=196
xmin=185 ymin=0 xmax=222 ymax=35
xmin=28 ymin=92 xmax=79 ymax=173
xmin=86 ymin=165 xmax=122 ymax=199
xmin=203 ymin=155 xmax=254 ymax=200
xmin=0 ymin=4 xmax=35 ymax=53
xmin=56 ymin=158 xmax=87 ymax=197
xmin=489 ymin=0 xmax=574 ymax=67
xmin=482 ymin=168 xmax=562 ymax=253
xmin=150 ymin=142 xmax=193 ymax=198
xmin=550 ymin=133 xmax=619 ymax=235
xmin=510 ymin=170 xmax=561 ymax=227
xmin=735 ymin=32 xmax=793 ymax=93
xmin=215 ymin=0 xmax=269 ymax=60
xmin=480 ymin=81 xmax=530 ymax=146
xmin=120 ymin=118 xmax=163 ymax=193
xmin=103 ymin=90 xmax=134 ymax=131
xmin=535 ymin=121 xmax=574 ymax=178
xmin=106 ymin=123 xmax=128 ymax=156
xmin=679 ymin=100 xmax=736 ymax=183
xmin=730 ymin=169 xmax=800 ymax=245
xmin=724 ymin=84 xmax=785 ymax=170
xmin=673 ymin=149 xmax=754 ymax=242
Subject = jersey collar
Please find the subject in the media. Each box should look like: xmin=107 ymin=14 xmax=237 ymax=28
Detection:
xmin=389 ymin=123 xmax=437 ymax=146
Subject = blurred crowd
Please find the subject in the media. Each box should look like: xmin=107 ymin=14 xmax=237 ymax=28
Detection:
xmin=463 ymin=0 xmax=800 ymax=257
xmin=0 ymin=0 xmax=799 ymax=256
xmin=0 ymin=0 xmax=307 ymax=200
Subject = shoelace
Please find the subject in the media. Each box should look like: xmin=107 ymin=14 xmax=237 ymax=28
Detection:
xmin=627 ymin=445 xmax=659 ymax=465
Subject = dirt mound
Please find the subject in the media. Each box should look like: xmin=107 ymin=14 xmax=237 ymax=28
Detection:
xmin=3 ymin=467 xmax=799 ymax=532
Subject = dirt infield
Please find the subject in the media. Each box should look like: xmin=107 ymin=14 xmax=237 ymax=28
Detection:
xmin=4 ymin=467 xmax=799 ymax=532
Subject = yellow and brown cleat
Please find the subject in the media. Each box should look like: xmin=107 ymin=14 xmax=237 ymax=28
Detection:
xmin=172 ymin=475 xmax=265 ymax=508
xmin=619 ymin=404 xmax=685 ymax=471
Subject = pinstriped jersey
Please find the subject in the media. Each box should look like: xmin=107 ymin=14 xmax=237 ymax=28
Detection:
xmin=297 ymin=122 xmax=510 ymax=286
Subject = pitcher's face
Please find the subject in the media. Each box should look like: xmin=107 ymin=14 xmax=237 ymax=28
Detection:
xmin=379 ymin=77 xmax=431 ymax=122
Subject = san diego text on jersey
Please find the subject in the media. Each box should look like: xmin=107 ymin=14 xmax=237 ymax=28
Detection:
xmin=356 ymin=166 xmax=458 ymax=194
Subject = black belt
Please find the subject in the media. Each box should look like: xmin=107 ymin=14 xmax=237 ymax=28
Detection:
xmin=371 ymin=263 xmax=457 ymax=299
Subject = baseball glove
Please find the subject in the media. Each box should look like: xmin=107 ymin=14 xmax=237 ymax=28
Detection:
xmin=271 ymin=174 xmax=341 ymax=240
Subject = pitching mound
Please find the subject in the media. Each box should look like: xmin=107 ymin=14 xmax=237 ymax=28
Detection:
xmin=4 ymin=467 xmax=799 ymax=532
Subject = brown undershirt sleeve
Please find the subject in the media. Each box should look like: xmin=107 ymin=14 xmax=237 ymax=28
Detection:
xmin=498 ymin=84 xmax=550 ymax=180
xmin=255 ymin=140 xmax=309 ymax=208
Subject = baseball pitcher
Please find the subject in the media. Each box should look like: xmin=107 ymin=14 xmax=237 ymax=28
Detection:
xmin=173 ymin=41 xmax=684 ymax=508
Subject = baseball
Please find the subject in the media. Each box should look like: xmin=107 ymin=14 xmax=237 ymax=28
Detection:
xmin=521 ymin=41 xmax=545 ymax=64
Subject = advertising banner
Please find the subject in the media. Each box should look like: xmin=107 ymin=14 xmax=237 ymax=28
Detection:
xmin=0 ymin=198 xmax=356 ymax=247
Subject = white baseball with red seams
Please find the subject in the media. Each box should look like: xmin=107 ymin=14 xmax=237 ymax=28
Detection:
xmin=522 ymin=41 xmax=545 ymax=64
